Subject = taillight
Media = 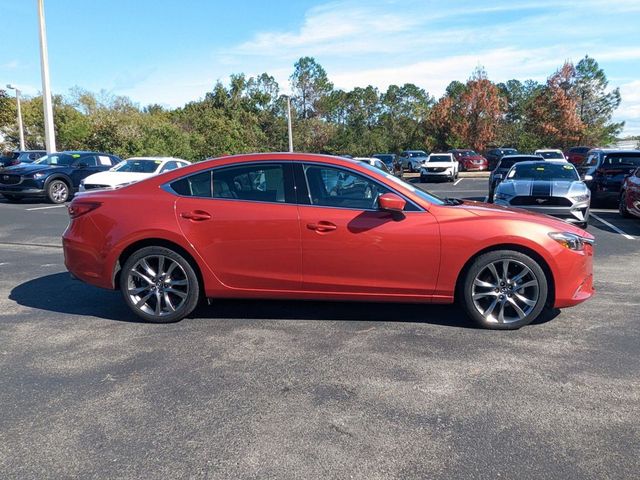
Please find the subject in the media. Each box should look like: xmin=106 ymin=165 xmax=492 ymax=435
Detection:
xmin=68 ymin=201 xmax=101 ymax=219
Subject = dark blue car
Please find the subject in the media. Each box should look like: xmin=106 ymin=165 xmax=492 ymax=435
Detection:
xmin=0 ymin=151 xmax=121 ymax=203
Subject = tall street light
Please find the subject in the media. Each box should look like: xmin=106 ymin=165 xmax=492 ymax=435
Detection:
xmin=6 ymin=84 xmax=26 ymax=151
xmin=285 ymin=95 xmax=294 ymax=152
xmin=37 ymin=0 xmax=56 ymax=153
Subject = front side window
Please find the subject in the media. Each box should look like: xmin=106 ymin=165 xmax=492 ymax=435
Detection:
xmin=76 ymin=156 xmax=98 ymax=167
xmin=303 ymin=165 xmax=394 ymax=210
xmin=603 ymin=155 xmax=640 ymax=168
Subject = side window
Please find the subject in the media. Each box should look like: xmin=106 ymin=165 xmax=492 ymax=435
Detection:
xmin=159 ymin=161 xmax=179 ymax=173
xmin=212 ymin=164 xmax=289 ymax=203
xmin=78 ymin=156 xmax=98 ymax=167
xmin=170 ymin=171 xmax=212 ymax=197
xmin=303 ymin=165 xmax=393 ymax=210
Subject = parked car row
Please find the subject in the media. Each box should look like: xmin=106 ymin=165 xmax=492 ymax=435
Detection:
xmin=0 ymin=151 xmax=190 ymax=203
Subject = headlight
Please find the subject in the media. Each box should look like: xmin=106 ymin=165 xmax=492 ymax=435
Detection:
xmin=494 ymin=192 xmax=511 ymax=201
xmin=571 ymin=193 xmax=590 ymax=202
xmin=33 ymin=173 xmax=46 ymax=179
xmin=548 ymin=232 xmax=592 ymax=251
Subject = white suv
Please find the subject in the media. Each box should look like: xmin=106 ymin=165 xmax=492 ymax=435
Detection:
xmin=419 ymin=153 xmax=459 ymax=182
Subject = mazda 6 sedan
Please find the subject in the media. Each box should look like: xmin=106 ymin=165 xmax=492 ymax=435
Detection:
xmin=63 ymin=153 xmax=594 ymax=329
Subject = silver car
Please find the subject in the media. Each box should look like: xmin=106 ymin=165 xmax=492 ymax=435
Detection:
xmin=493 ymin=161 xmax=590 ymax=228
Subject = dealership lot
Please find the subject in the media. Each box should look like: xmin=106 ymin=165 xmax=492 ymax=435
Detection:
xmin=1 ymin=183 xmax=639 ymax=479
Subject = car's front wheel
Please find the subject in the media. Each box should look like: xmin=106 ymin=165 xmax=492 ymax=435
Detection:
xmin=47 ymin=179 xmax=70 ymax=204
xmin=460 ymin=250 xmax=548 ymax=329
xmin=120 ymin=246 xmax=200 ymax=323
xmin=619 ymin=192 xmax=632 ymax=218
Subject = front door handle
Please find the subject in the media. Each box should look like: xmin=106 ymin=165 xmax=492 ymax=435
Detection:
xmin=307 ymin=221 xmax=337 ymax=233
xmin=180 ymin=210 xmax=212 ymax=221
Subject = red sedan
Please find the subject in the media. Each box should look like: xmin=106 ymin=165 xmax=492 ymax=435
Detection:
xmin=63 ymin=153 xmax=594 ymax=330
xmin=449 ymin=149 xmax=488 ymax=171
xmin=620 ymin=166 xmax=640 ymax=219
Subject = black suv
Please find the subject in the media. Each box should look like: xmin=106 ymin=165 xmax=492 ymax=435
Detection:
xmin=0 ymin=151 xmax=121 ymax=203
xmin=579 ymin=149 xmax=640 ymax=205
xmin=0 ymin=150 xmax=47 ymax=169
xmin=488 ymin=155 xmax=543 ymax=202
xmin=485 ymin=147 xmax=518 ymax=170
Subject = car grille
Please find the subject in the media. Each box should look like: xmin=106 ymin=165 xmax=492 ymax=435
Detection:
xmin=83 ymin=184 xmax=110 ymax=190
xmin=0 ymin=174 xmax=21 ymax=185
xmin=510 ymin=196 xmax=572 ymax=206
xmin=426 ymin=167 xmax=447 ymax=173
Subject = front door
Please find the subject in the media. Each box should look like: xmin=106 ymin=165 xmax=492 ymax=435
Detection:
xmin=174 ymin=162 xmax=302 ymax=291
xmin=297 ymin=163 xmax=440 ymax=296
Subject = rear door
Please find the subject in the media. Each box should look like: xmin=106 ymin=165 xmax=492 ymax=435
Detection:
xmin=296 ymin=163 xmax=440 ymax=296
xmin=69 ymin=155 xmax=104 ymax=188
xmin=173 ymin=162 xmax=302 ymax=291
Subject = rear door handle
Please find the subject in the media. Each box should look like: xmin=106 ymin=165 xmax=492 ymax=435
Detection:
xmin=307 ymin=221 xmax=337 ymax=232
xmin=180 ymin=210 xmax=212 ymax=221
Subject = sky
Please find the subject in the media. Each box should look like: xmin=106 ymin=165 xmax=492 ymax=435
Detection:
xmin=1 ymin=0 xmax=639 ymax=135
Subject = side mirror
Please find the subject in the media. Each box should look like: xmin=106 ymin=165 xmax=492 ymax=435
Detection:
xmin=583 ymin=174 xmax=593 ymax=181
xmin=494 ymin=174 xmax=503 ymax=181
xmin=378 ymin=193 xmax=406 ymax=213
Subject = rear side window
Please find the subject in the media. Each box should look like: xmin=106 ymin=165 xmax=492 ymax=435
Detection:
xmin=603 ymin=155 xmax=640 ymax=168
xmin=171 ymin=171 xmax=212 ymax=197
xmin=212 ymin=164 xmax=289 ymax=203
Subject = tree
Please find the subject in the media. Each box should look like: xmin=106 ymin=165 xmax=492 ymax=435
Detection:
xmin=573 ymin=55 xmax=623 ymax=144
xmin=290 ymin=57 xmax=333 ymax=119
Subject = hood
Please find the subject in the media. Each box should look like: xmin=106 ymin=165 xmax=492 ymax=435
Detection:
xmin=459 ymin=200 xmax=589 ymax=236
xmin=3 ymin=163 xmax=62 ymax=175
xmin=83 ymin=171 xmax=154 ymax=187
xmin=497 ymin=179 xmax=587 ymax=197
xmin=423 ymin=161 xmax=454 ymax=167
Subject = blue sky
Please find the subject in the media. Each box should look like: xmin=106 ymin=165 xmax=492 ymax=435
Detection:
xmin=1 ymin=0 xmax=639 ymax=135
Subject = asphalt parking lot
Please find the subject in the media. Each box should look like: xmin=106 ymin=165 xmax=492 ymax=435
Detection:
xmin=1 ymin=181 xmax=639 ymax=479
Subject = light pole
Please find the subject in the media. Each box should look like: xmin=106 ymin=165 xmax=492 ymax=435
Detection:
xmin=37 ymin=0 xmax=56 ymax=153
xmin=6 ymin=84 xmax=26 ymax=151
xmin=285 ymin=95 xmax=294 ymax=152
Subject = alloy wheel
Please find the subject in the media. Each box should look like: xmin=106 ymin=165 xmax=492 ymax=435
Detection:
xmin=126 ymin=255 xmax=190 ymax=317
xmin=50 ymin=181 xmax=69 ymax=203
xmin=471 ymin=259 xmax=540 ymax=324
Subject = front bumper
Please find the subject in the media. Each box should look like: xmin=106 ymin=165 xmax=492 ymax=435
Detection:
xmin=0 ymin=186 xmax=46 ymax=197
xmin=495 ymin=199 xmax=590 ymax=224
xmin=420 ymin=168 xmax=455 ymax=178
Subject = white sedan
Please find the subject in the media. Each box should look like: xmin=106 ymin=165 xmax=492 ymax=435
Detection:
xmin=79 ymin=157 xmax=190 ymax=192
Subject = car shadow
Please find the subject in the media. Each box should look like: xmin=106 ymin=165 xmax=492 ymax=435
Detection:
xmin=10 ymin=272 xmax=560 ymax=329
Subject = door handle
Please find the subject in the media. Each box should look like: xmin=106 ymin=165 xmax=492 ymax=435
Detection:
xmin=180 ymin=210 xmax=211 ymax=221
xmin=307 ymin=221 xmax=337 ymax=232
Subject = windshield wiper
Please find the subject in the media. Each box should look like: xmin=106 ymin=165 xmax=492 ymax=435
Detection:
xmin=443 ymin=197 xmax=464 ymax=205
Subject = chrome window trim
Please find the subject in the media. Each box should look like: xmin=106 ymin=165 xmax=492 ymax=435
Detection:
xmin=161 ymin=159 xmax=427 ymax=212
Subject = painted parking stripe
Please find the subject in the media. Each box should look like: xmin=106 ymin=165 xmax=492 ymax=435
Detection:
xmin=590 ymin=213 xmax=635 ymax=240
xmin=26 ymin=205 xmax=67 ymax=211
xmin=453 ymin=178 xmax=463 ymax=186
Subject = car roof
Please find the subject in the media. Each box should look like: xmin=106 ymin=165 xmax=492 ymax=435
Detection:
xmin=535 ymin=149 xmax=563 ymax=153
xmin=500 ymin=155 xmax=544 ymax=161
xmin=511 ymin=160 xmax=573 ymax=166
xmin=125 ymin=157 xmax=188 ymax=162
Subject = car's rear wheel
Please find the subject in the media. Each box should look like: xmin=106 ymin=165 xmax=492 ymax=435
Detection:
xmin=461 ymin=250 xmax=548 ymax=329
xmin=619 ymin=192 xmax=632 ymax=218
xmin=47 ymin=179 xmax=70 ymax=204
xmin=121 ymin=246 xmax=200 ymax=323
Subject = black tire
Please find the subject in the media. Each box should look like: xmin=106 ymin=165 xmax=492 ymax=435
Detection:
xmin=619 ymin=192 xmax=632 ymax=218
xmin=120 ymin=246 xmax=200 ymax=323
xmin=419 ymin=174 xmax=426 ymax=183
xmin=46 ymin=179 xmax=70 ymax=204
xmin=2 ymin=194 xmax=21 ymax=203
xmin=460 ymin=250 xmax=549 ymax=330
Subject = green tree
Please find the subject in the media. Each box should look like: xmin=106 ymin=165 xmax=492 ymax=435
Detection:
xmin=290 ymin=57 xmax=334 ymax=119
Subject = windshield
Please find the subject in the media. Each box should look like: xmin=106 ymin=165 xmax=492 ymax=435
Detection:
xmin=33 ymin=154 xmax=75 ymax=166
xmin=537 ymin=151 xmax=565 ymax=159
xmin=428 ymin=155 xmax=451 ymax=162
xmin=112 ymin=159 xmax=161 ymax=173
xmin=509 ymin=163 xmax=579 ymax=181
xmin=358 ymin=162 xmax=445 ymax=206
xmin=405 ymin=151 xmax=426 ymax=157
xmin=459 ymin=151 xmax=477 ymax=157
xmin=603 ymin=154 xmax=640 ymax=168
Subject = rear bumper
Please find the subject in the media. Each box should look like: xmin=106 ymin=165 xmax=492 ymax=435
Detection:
xmin=63 ymin=217 xmax=114 ymax=290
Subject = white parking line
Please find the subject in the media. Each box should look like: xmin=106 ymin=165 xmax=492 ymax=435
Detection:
xmin=25 ymin=205 xmax=67 ymax=211
xmin=453 ymin=178 xmax=463 ymax=186
xmin=590 ymin=213 xmax=635 ymax=240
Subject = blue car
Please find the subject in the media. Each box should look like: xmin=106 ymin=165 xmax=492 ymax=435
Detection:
xmin=0 ymin=151 xmax=121 ymax=203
